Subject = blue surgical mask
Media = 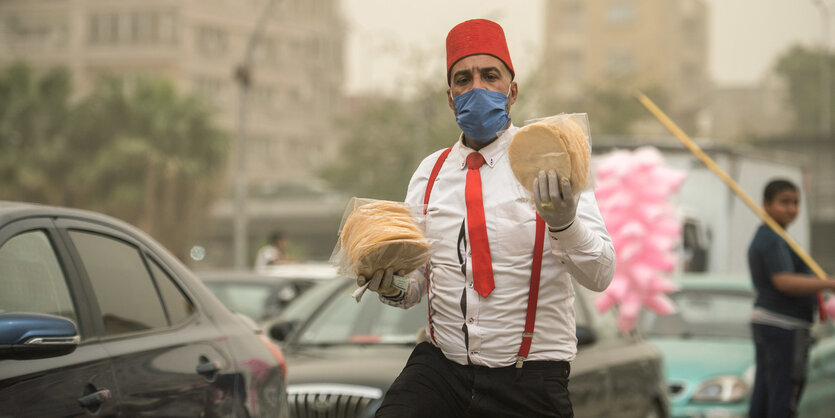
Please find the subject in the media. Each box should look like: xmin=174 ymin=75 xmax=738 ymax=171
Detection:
xmin=452 ymin=88 xmax=511 ymax=144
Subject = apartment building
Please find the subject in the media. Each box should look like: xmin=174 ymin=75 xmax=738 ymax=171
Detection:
xmin=542 ymin=0 xmax=709 ymax=134
xmin=0 ymin=0 xmax=346 ymax=186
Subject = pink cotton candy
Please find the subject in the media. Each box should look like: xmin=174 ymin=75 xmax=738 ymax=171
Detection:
xmin=594 ymin=147 xmax=685 ymax=333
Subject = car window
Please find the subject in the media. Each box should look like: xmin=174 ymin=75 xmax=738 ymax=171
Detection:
xmin=69 ymin=230 xmax=167 ymax=336
xmin=0 ymin=230 xmax=77 ymax=324
xmin=296 ymin=282 xmax=425 ymax=345
xmin=279 ymin=278 xmax=347 ymax=324
xmin=206 ymin=282 xmax=273 ymax=321
xmin=147 ymin=258 xmax=194 ymax=325
xmin=641 ymin=289 xmax=753 ymax=339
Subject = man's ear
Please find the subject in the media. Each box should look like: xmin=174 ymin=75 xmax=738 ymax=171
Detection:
xmin=508 ymin=81 xmax=518 ymax=106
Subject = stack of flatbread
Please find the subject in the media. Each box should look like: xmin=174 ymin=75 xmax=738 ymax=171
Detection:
xmin=508 ymin=115 xmax=591 ymax=194
xmin=340 ymin=200 xmax=430 ymax=278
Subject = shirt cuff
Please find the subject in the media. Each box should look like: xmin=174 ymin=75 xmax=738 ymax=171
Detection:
xmin=548 ymin=218 xmax=594 ymax=248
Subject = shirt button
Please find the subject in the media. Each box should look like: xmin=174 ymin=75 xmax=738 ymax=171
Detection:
xmin=468 ymin=282 xmax=474 ymax=288
xmin=467 ymin=318 xmax=474 ymax=324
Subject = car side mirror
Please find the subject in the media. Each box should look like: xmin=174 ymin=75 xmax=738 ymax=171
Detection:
xmin=576 ymin=325 xmax=597 ymax=347
xmin=0 ymin=313 xmax=80 ymax=360
xmin=269 ymin=320 xmax=296 ymax=342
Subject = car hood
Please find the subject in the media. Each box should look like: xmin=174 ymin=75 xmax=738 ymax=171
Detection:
xmin=650 ymin=338 xmax=754 ymax=381
xmin=284 ymin=344 xmax=414 ymax=391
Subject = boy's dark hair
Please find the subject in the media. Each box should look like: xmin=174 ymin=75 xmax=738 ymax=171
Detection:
xmin=763 ymin=179 xmax=798 ymax=203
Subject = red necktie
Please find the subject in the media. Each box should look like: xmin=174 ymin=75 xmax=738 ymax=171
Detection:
xmin=465 ymin=152 xmax=494 ymax=297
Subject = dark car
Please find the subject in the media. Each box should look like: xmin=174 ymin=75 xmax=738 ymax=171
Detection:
xmin=198 ymin=267 xmax=332 ymax=324
xmin=0 ymin=201 xmax=290 ymax=417
xmin=272 ymin=277 xmax=669 ymax=418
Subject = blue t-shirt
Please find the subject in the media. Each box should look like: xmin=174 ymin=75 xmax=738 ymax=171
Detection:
xmin=748 ymin=224 xmax=815 ymax=322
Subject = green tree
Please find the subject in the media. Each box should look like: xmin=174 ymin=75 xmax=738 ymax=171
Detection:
xmin=0 ymin=62 xmax=229 ymax=260
xmin=319 ymin=81 xmax=461 ymax=201
xmin=774 ymin=44 xmax=835 ymax=135
xmin=0 ymin=63 xmax=73 ymax=203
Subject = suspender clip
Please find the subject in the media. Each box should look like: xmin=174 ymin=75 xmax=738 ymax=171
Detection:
xmin=515 ymin=356 xmax=526 ymax=369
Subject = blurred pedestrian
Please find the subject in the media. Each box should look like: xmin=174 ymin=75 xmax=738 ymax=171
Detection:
xmin=357 ymin=18 xmax=615 ymax=418
xmin=748 ymin=179 xmax=835 ymax=417
xmin=254 ymin=231 xmax=289 ymax=268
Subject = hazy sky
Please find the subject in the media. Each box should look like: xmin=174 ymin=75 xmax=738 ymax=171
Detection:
xmin=340 ymin=0 xmax=826 ymax=95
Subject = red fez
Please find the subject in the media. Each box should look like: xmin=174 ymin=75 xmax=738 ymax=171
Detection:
xmin=446 ymin=19 xmax=514 ymax=84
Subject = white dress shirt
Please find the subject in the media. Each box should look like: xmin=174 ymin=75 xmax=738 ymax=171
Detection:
xmin=394 ymin=124 xmax=615 ymax=368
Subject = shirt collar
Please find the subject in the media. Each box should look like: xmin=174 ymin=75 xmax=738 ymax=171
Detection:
xmin=454 ymin=124 xmax=518 ymax=169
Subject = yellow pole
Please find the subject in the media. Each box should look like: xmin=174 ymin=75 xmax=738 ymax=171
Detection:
xmin=634 ymin=91 xmax=827 ymax=279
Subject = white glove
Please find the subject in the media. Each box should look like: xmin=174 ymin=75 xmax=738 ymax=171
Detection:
xmin=533 ymin=169 xmax=578 ymax=231
xmin=356 ymin=268 xmax=409 ymax=300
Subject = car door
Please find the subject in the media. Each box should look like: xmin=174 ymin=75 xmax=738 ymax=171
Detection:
xmin=56 ymin=218 xmax=242 ymax=417
xmin=573 ymin=285 xmax=664 ymax=418
xmin=0 ymin=219 xmax=120 ymax=417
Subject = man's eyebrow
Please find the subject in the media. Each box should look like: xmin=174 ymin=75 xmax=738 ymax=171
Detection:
xmin=452 ymin=66 xmax=504 ymax=80
xmin=452 ymin=68 xmax=473 ymax=80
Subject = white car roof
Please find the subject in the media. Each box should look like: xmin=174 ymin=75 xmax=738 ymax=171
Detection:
xmin=256 ymin=262 xmax=342 ymax=280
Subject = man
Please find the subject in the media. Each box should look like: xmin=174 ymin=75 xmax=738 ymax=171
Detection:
xmin=359 ymin=19 xmax=615 ymax=418
xmin=748 ymin=179 xmax=835 ymax=418
xmin=254 ymin=230 xmax=289 ymax=268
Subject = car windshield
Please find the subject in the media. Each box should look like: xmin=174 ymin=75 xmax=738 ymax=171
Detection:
xmin=205 ymin=282 xmax=277 ymax=322
xmin=279 ymin=277 xmax=347 ymax=324
xmin=640 ymin=288 xmax=753 ymax=339
xmin=295 ymin=283 xmax=426 ymax=346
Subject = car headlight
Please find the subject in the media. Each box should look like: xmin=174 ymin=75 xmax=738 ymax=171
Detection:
xmin=691 ymin=375 xmax=748 ymax=403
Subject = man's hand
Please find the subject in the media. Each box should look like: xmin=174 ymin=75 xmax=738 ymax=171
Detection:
xmin=533 ymin=169 xmax=578 ymax=231
xmin=356 ymin=268 xmax=409 ymax=299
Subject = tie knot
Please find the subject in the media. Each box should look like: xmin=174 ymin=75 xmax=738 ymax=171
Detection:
xmin=466 ymin=152 xmax=486 ymax=170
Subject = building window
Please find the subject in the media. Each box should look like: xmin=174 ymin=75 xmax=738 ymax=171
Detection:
xmin=1 ymin=14 xmax=68 ymax=50
xmin=607 ymin=2 xmax=636 ymax=24
xmin=561 ymin=2 xmax=586 ymax=32
xmin=605 ymin=49 xmax=634 ymax=77
xmin=254 ymin=38 xmax=277 ymax=65
xmin=196 ymin=26 xmax=228 ymax=57
xmin=194 ymin=77 xmax=226 ymax=103
xmin=87 ymin=11 xmax=176 ymax=45
xmin=561 ymin=50 xmax=585 ymax=81
xmin=88 ymin=13 xmax=117 ymax=44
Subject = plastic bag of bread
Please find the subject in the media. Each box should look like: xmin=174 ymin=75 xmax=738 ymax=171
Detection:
xmin=507 ymin=113 xmax=593 ymax=196
xmin=330 ymin=197 xmax=431 ymax=281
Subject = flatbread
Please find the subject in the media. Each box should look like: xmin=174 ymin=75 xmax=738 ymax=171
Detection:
xmin=508 ymin=117 xmax=590 ymax=194
xmin=340 ymin=200 xmax=430 ymax=277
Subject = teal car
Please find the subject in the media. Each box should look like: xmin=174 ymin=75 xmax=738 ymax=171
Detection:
xmin=639 ymin=274 xmax=835 ymax=418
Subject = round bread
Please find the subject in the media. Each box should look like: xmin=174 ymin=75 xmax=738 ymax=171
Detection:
xmin=340 ymin=201 xmax=430 ymax=277
xmin=508 ymin=118 xmax=590 ymax=193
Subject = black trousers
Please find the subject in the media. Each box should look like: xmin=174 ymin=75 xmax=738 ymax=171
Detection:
xmin=749 ymin=324 xmax=810 ymax=418
xmin=375 ymin=342 xmax=573 ymax=418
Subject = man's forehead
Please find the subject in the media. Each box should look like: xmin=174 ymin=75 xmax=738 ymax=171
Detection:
xmin=450 ymin=54 xmax=509 ymax=76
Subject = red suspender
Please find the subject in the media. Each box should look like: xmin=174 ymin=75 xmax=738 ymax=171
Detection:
xmin=422 ymin=146 xmax=546 ymax=367
xmin=423 ymin=147 xmax=453 ymax=209
xmin=517 ymin=215 xmax=546 ymax=368
xmin=423 ymin=147 xmax=453 ymax=344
